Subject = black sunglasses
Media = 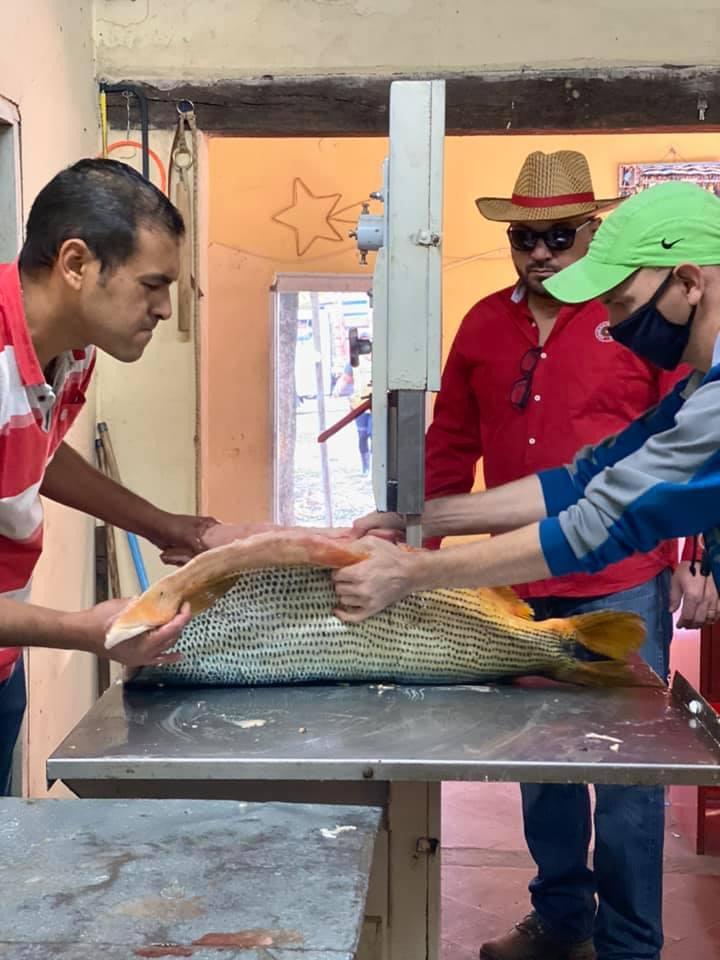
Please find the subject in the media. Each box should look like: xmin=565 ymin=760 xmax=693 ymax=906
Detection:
xmin=510 ymin=347 xmax=543 ymax=410
xmin=507 ymin=219 xmax=593 ymax=253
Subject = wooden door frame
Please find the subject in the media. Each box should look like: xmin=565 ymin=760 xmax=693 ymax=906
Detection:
xmin=103 ymin=66 xmax=720 ymax=136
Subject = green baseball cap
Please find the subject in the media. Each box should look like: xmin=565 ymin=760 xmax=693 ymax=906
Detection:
xmin=544 ymin=181 xmax=720 ymax=303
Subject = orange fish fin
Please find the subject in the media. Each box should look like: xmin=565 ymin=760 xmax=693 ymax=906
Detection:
xmin=482 ymin=586 xmax=535 ymax=621
xmin=187 ymin=577 xmax=238 ymax=615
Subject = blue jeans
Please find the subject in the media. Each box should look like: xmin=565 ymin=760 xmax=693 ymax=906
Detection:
xmin=521 ymin=572 xmax=672 ymax=960
xmin=0 ymin=657 xmax=26 ymax=796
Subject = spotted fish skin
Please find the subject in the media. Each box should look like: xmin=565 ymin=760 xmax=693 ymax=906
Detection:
xmin=131 ymin=565 xmax=644 ymax=688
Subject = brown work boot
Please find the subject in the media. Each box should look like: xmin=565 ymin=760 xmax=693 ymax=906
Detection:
xmin=479 ymin=913 xmax=596 ymax=960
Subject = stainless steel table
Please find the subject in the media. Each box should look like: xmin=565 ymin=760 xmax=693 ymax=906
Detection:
xmin=0 ymin=798 xmax=380 ymax=960
xmin=47 ymin=666 xmax=720 ymax=960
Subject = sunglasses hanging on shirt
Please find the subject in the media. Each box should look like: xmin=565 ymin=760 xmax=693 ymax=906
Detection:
xmin=507 ymin=220 xmax=593 ymax=253
xmin=510 ymin=346 xmax=543 ymax=410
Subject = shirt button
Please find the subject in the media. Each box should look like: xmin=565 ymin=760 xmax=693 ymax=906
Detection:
xmin=540 ymin=352 xmax=547 ymax=359
xmin=534 ymin=394 xmax=541 ymax=402
xmin=529 ymin=437 xmax=536 ymax=445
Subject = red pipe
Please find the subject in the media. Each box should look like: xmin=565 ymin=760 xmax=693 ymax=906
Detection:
xmin=317 ymin=397 xmax=371 ymax=443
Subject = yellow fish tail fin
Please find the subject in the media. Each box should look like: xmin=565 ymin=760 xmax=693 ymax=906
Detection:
xmin=568 ymin=610 xmax=646 ymax=660
xmin=545 ymin=610 xmax=649 ymax=687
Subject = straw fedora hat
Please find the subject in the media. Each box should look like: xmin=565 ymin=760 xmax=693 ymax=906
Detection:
xmin=476 ymin=150 xmax=623 ymax=222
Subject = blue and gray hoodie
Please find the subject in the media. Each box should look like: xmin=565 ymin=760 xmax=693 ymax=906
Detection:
xmin=538 ymin=364 xmax=720 ymax=589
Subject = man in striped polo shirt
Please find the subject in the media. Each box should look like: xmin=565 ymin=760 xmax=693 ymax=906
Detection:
xmin=0 ymin=159 xmax=219 ymax=795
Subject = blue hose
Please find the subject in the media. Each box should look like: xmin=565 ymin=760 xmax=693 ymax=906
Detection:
xmin=127 ymin=532 xmax=150 ymax=592
xmin=96 ymin=426 xmax=150 ymax=594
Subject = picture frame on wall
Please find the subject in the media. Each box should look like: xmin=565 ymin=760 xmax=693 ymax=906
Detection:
xmin=618 ymin=161 xmax=720 ymax=198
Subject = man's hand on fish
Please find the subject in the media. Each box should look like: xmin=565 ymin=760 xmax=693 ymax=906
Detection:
xmin=196 ymin=521 xmax=281 ymax=553
xmin=72 ymin=599 xmax=190 ymax=667
xmin=201 ymin=523 xmax=361 ymax=550
xmin=332 ymin=536 xmax=421 ymax=621
xmin=352 ymin=510 xmax=407 ymax=540
xmin=161 ymin=522 xmax=372 ymax=566
xmin=670 ymin=561 xmax=720 ymax=628
xmin=155 ymin=514 xmax=221 ymax=565
xmin=353 ymin=477 xmax=549 ymax=541
xmin=157 ymin=515 xmax=397 ymax=567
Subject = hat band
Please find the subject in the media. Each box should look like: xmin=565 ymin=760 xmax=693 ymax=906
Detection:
xmin=511 ymin=191 xmax=596 ymax=208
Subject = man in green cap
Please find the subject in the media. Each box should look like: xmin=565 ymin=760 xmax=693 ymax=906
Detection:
xmin=336 ymin=180 xmax=720 ymax=960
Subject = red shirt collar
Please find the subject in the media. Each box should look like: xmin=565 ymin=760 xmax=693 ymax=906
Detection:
xmin=509 ymin=282 xmax=589 ymax=343
xmin=0 ymin=262 xmax=88 ymax=385
xmin=0 ymin=262 xmax=45 ymax=387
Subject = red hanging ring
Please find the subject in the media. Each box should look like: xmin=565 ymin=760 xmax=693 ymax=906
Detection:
xmin=99 ymin=140 xmax=168 ymax=195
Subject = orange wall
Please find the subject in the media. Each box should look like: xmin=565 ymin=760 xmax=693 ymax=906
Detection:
xmin=207 ymin=133 xmax=720 ymax=521
xmin=207 ymin=138 xmax=387 ymax=521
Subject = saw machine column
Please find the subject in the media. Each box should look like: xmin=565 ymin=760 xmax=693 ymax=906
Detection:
xmin=354 ymin=80 xmax=444 ymax=546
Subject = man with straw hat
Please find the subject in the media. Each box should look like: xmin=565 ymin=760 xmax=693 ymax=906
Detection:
xmin=341 ymin=160 xmax=717 ymax=960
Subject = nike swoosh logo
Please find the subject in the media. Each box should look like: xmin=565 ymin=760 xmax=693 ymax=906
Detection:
xmin=661 ymin=237 xmax=683 ymax=249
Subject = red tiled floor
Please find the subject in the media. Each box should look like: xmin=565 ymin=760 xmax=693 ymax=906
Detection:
xmin=441 ymin=783 xmax=720 ymax=959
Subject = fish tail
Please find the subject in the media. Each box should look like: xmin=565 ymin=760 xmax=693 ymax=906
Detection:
xmin=558 ymin=659 xmax=663 ymax=688
xmin=569 ymin=610 xmax=646 ymax=659
xmin=546 ymin=610 xmax=656 ymax=687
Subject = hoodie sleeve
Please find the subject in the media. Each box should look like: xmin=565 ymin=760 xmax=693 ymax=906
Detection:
xmin=538 ymin=373 xmax=694 ymax=518
xmin=538 ymin=371 xmax=720 ymax=576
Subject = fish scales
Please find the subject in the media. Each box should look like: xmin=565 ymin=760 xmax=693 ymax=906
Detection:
xmin=130 ymin=564 xmax=642 ymax=688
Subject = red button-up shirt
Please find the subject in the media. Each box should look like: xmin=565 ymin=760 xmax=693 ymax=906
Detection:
xmin=425 ymin=285 xmax=689 ymax=598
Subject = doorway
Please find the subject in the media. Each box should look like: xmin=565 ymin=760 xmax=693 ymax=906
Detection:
xmin=0 ymin=94 xmax=22 ymax=796
xmin=273 ymin=273 xmax=373 ymax=528
xmin=0 ymin=95 xmax=21 ymax=261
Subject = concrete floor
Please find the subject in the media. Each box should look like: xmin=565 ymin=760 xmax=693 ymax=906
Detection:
xmin=441 ymin=782 xmax=720 ymax=960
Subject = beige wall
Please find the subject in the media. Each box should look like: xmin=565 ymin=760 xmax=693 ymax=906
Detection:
xmin=94 ymin=0 xmax=720 ymax=80
xmin=3 ymin=0 xmax=98 ymax=796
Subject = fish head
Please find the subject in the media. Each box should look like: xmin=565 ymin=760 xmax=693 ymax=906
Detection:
xmin=105 ymin=587 xmax=185 ymax=650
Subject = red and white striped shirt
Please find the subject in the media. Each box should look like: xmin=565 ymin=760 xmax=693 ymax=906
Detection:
xmin=0 ymin=263 xmax=95 ymax=682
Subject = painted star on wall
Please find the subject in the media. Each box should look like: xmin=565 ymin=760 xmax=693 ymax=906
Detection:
xmin=272 ymin=177 xmax=355 ymax=257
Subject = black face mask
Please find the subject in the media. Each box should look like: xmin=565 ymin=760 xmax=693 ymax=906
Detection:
xmin=610 ymin=271 xmax=696 ymax=370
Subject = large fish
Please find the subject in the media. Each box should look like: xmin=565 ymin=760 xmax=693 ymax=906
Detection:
xmin=107 ymin=530 xmax=648 ymax=688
